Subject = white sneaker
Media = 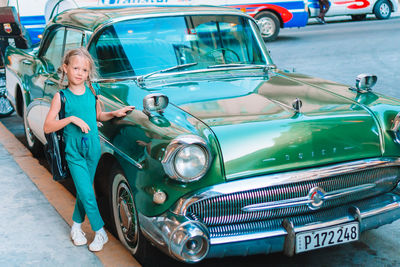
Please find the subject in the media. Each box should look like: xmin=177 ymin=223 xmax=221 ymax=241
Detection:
xmin=70 ymin=228 xmax=87 ymax=246
xmin=89 ymin=232 xmax=108 ymax=252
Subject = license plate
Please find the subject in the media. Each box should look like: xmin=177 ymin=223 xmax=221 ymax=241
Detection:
xmin=295 ymin=222 xmax=359 ymax=253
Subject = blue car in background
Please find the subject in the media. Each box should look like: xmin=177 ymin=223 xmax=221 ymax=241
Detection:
xmin=306 ymin=0 xmax=398 ymax=20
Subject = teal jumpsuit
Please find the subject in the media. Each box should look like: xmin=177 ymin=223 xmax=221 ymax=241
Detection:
xmin=63 ymin=86 xmax=104 ymax=231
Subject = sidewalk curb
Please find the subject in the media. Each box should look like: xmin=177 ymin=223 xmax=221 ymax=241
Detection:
xmin=0 ymin=122 xmax=140 ymax=267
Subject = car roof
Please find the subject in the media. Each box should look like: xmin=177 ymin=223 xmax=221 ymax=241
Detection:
xmin=50 ymin=5 xmax=248 ymax=32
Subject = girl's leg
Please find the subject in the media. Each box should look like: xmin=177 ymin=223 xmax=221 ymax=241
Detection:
xmin=68 ymin=158 xmax=104 ymax=232
xmin=72 ymin=195 xmax=85 ymax=223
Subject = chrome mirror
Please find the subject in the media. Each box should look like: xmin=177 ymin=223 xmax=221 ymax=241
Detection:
xmin=355 ymin=74 xmax=377 ymax=91
xmin=143 ymin=93 xmax=169 ymax=116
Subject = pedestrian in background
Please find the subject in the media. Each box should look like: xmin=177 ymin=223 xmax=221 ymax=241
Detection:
xmin=317 ymin=0 xmax=330 ymax=24
xmin=43 ymin=47 xmax=134 ymax=252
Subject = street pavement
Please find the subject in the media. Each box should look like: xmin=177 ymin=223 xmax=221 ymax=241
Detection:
xmin=0 ymin=142 xmax=102 ymax=266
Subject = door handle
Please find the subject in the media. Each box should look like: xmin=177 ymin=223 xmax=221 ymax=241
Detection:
xmin=22 ymin=59 xmax=32 ymax=65
xmin=45 ymin=80 xmax=56 ymax=86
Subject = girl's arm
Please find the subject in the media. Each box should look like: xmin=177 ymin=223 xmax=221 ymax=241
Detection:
xmin=96 ymin=100 xmax=135 ymax=122
xmin=43 ymin=92 xmax=91 ymax=134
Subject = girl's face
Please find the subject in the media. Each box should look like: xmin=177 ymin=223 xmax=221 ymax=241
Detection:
xmin=63 ymin=55 xmax=90 ymax=87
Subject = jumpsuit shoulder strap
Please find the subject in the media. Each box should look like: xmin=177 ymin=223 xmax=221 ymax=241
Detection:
xmin=58 ymin=90 xmax=66 ymax=120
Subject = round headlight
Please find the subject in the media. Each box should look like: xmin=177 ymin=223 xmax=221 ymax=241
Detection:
xmin=174 ymin=145 xmax=207 ymax=180
xmin=162 ymin=135 xmax=212 ymax=183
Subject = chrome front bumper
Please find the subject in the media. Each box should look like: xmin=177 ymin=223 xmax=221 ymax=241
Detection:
xmin=140 ymin=190 xmax=400 ymax=262
xmin=140 ymin=158 xmax=400 ymax=262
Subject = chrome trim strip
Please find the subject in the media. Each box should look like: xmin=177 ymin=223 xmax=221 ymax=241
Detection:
xmin=360 ymin=202 xmax=400 ymax=218
xmin=99 ymin=135 xmax=143 ymax=170
xmin=241 ymin=183 xmax=377 ymax=212
xmin=171 ymin=158 xmax=400 ymax=215
xmin=210 ymin=229 xmax=287 ymax=245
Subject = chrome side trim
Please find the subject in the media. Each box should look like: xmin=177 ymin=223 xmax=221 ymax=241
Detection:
xmin=99 ymin=135 xmax=143 ymax=170
xmin=242 ymin=183 xmax=376 ymax=212
xmin=171 ymin=158 xmax=400 ymax=215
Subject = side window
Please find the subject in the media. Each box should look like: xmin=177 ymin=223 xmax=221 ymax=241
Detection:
xmin=42 ymin=29 xmax=65 ymax=72
xmin=65 ymin=29 xmax=84 ymax=53
xmin=41 ymin=28 xmax=85 ymax=73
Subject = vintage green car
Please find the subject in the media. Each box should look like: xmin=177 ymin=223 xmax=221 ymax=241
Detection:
xmin=5 ymin=5 xmax=400 ymax=264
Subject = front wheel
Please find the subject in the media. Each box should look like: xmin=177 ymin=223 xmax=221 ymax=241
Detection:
xmin=254 ymin=11 xmax=280 ymax=42
xmin=374 ymin=0 xmax=391 ymax=19
xmin=109 ymin=164 xmax=165 ymax=266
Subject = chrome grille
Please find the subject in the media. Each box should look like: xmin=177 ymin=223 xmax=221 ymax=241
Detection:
xmin=208 ymin=194 xmax=396 ymax=238
xmin=187 ymin=167 xmax=400 ymax=226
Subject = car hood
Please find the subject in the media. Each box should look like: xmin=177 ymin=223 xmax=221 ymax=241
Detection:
xmin=160 ymin=72 xmax=382 ymax=180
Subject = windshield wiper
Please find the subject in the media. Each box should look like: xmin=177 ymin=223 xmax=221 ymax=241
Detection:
xmin=136 ymin=62 xmax=198 ymax=87
xmin=207 ymin=63 xmax=273 ymax=69
xmin=208 ymin=63 xmax=252 ymax=68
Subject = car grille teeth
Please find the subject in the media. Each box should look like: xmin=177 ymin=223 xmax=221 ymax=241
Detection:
xmin=186 ymin=167 xmax=400 ymax=226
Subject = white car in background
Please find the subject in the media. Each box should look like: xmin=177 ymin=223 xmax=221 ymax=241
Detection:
xmin=306 ymin=0 xmax=398 ymax=21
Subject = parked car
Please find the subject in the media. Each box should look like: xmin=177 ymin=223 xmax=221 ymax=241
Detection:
xmin=306 ymin=0 xmax=398 ymax=20
xmin=5 ymin=5 xmax=400 ymax=264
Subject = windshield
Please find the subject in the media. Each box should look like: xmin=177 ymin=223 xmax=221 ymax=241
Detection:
xmin=89 ymin=15 xmax=267 ymax=78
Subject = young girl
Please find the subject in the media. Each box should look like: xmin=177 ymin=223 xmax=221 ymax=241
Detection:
xmin=43 ymin=47 xmax=134 ymax=252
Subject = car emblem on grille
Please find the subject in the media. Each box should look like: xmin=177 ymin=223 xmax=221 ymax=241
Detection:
xmin=241 ymin=183 xmax=375 ymax=213
xmin=307 ymin=187 xmax=326 ymax=210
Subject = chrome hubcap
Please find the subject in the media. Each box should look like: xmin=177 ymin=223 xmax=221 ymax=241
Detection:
xmin=0 ymin=96 xmax=13 ymax=115
xmin=0 ymin=84 xmax=13 ymax=115
xmin=117 ymin=178 xmax=138 ymax=244
xmin=380 ymin=3 xmax=390 ymax=16
xmin=257 ymin=17 xmax=275 ymax=37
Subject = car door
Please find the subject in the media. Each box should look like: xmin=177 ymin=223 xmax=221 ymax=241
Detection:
xmin=328 ymin=0 xmax=371 ymax=16
xmin=25 ymin=27 xmax=66 ymax=144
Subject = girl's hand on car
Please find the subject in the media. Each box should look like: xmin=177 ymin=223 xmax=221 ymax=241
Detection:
xmin=114 ymin=106 xmax=135 ymax=118
xmin=70 ymin=116 xmax=90 ymax=133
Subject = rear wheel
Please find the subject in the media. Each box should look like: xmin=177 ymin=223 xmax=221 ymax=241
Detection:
xmin=374 ymin=0 xmax=391 ymax=19
xmin=108 ymin=164 xmax=166 ymax=266
xmin=351 ymin=14 xmax=367 ymax=21
xmin=23 ymin=100 xmax=43 ymax=156
xmin=254 ymin=11 xmax=280 ymax=42
xmin=0 ymin=95 xmax=14 ymax=118
xmin=0 ymin=73 xmax=14 ymax=118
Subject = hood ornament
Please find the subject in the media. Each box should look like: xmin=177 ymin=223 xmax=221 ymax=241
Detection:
xmin=292 ymin=98 xmax=302 ymax=113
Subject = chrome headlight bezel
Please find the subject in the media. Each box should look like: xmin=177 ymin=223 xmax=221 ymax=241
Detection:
xmin=162 ymin=135 xmax=212 ymax=183
xmin=391 ymin=112 xmax=400 ymax=144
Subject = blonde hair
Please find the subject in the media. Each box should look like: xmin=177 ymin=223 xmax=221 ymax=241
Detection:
xmin=59 ymin=47 xmax=98 ymax=97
